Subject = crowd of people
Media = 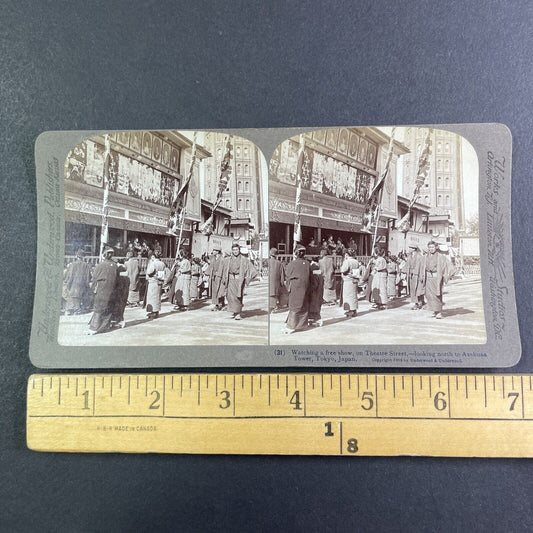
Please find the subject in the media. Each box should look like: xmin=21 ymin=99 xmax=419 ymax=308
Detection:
xmin=62 ymin=241 xmax=259 ymax=335
xmin=305 ymin=235 xmax=359 ymax=256
xmin=270 ymin=240 xmax=455 ymax=334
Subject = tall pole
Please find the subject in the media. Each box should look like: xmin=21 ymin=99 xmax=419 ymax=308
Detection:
xmin=293 ymin=134 xmax=305 ymax=254
xmin=176 ymin=132 xmax=197 ymax=259
xmin=371 ymin=187 xmax=384 ymax=251
xmin=99 ymin=134 xmax=111 ymax=260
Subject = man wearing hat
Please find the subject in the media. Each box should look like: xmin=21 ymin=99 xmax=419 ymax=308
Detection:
xmin=219 ymin=242 xmax=258 ymax=320
xmin=206 ymin=246 xmax=225 ymax=311
xmin=269 ymin=247 xmax=286 ymax=313
xmin=406 ymin=244 xmax=425 ymax=310
xmin=64 ymin=248 xmax=92 ymax=315
xmin=424 ymin=241 xmax=451 ymax=319
xmin=86 ymin=246 xmax=119 ymax=334
xmin=283 ymin=244 xmax=310 ymax=333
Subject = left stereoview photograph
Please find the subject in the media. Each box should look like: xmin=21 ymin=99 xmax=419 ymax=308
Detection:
xmin=57 ymin=130 xmax=269 ymax=346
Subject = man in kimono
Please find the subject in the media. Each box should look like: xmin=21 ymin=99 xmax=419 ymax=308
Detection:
xmin=111 ymin=260 xmax=130 ymax=328
xmin=283 ymin=244 xmax=310 ymax=333
xmin=64 ymin=248 xmax=92 ymax=314
xmin=407 ymin=245 xmax=426 ymax=310
xmin=124 ymin=250 xmax=140 ymax=306
xmin=319 ymin=249 xmax=336 ymax=305
xmin=86 ymin=246 xmax=119 ymax=334
xmin=308 ymin=257 xmax=324 ymax=327
xmin=206 ymin=247 xmax=225 ymax=311
xmin=220 ymin=243 xmax=258 ymax=320
xmin=269 ymin=247 xmax=285 ymax=313
xmin=424 ymin=241 xmax=451 ymax=319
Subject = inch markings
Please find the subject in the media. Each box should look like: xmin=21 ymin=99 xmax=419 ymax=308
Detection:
xmin=26 ymin=373 xmax=533 ymax=457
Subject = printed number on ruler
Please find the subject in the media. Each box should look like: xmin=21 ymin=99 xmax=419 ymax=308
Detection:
xmin=27 ymin=374 xmax=533 ymax=456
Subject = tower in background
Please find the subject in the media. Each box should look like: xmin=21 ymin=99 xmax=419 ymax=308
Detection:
xmin=402 ymin=128 xmax=465 ymax=230
xmin=202 ymin=132 xmax=264 ymax=237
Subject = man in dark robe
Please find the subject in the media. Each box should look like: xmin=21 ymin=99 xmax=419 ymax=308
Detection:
xmin=269 ymin=248 xmax=285 ymax=313
xmin=283 ymin=245 xmax=310 ymax=333
xmin=407 ymin=245 xmax=426 ymax=310
xmin=64 ymin=248 xmax=92 ymax=314
xmin=86 ymin=246 xmax=119 ymax=334
xmin=219 ymin=243 xmax=258 ymax=320
xmin=424 ymin=241 xmax=451 ymax=319
xmin=111 ymin=263 xmax=129 ymax=328
xmin=308 ymin=258 xmax=324 ymax=327
xmin=206 ymin=247 xmax=225 ymax=310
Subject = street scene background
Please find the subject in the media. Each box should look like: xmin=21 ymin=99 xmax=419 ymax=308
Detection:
xmin=268 ymin=126 xmax=485 ymax=345
xmin=59 ymin=130 xmax=269 ymax=346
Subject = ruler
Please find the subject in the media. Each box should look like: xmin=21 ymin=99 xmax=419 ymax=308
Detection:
xmin=27 ymin=373 xmax=533 ymax=457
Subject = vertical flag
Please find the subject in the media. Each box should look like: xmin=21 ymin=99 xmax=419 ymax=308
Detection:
xmin=293 ymin=135 xmax=305 ymax=251
xmin=168 ymin=132 xmax=198 ymax=237
xmin=361 ymin=128 xmax=396 ymax=233
xmin=176 ymin=132 xmax=198 ymax=254
xmin=99 ymin=134 xmax=111 ymax=258
xmin=398 ymin=129 xmax=433 ymax=234
xmin=410 ymin=128 xmax=433 ymax=207
xmin=201 ymin=135 xmax=233 ymax=236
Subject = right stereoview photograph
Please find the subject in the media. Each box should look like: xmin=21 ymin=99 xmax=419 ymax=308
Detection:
xmin=268 ymin=126 xmax=485 ymax=345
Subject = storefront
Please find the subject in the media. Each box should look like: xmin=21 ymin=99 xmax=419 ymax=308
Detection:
xmin=64 ymin=130 xmax=210 ymax=257
xmin=190 ymin=200 xmax=234 ymax=257
xmin=269 ymin=127 xmax=406 ymax=256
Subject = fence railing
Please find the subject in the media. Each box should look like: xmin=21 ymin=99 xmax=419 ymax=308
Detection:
xmin=275 ymin=254 xmax=371 ymax=271
xmin=461 ymin=265 xmax=481 ymax=276
xmin=65 ymin=256 xmax=175 ymax=275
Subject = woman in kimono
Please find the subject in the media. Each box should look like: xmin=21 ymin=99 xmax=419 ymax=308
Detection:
xmin=371 ymin=247 xmax=388 ymax=310
xmin=174 ymin=249 xmax=192 ymax=311
xmin=145 ymin=249 xmax=166 ymax=319
xmin=340 ymin=248 xmax=360 ymax=318
xmin=307 ymin=257 xmax=324 ymax=327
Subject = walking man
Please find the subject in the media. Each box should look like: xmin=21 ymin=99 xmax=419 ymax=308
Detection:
xmin=283 ymin=244 xmax=310 ymax=333
xmin=220 ymin=243 xmax=258 ymax=320
xmin=407 ymin=245 xmax=425 ymax=310
xmin=86 ymin=246 xmax=119 ymax=334
xmin=124 ymin=250 xmax=140 ymax=306
xmin=64 ymin=248 xmax=92 ymax=315
xmin=206 ymin=247 xmax=225 ymax=310
xmin=269 ymin=247 xmax=285 ymax=313
xmin=424 ymin=241 xmax=451 ymax=319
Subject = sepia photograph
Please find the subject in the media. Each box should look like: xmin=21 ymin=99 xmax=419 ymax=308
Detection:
xmin=269 ymin=126 xmax=485 ymax=345
xmin=58 ymin=130 xmax=269 ymax=346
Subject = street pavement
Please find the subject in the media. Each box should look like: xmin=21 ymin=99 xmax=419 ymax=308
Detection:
xmin=269 ymin=276 xmax=486 ymax=345
xmin=58 ymin=278 xmax=268 ymax=346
